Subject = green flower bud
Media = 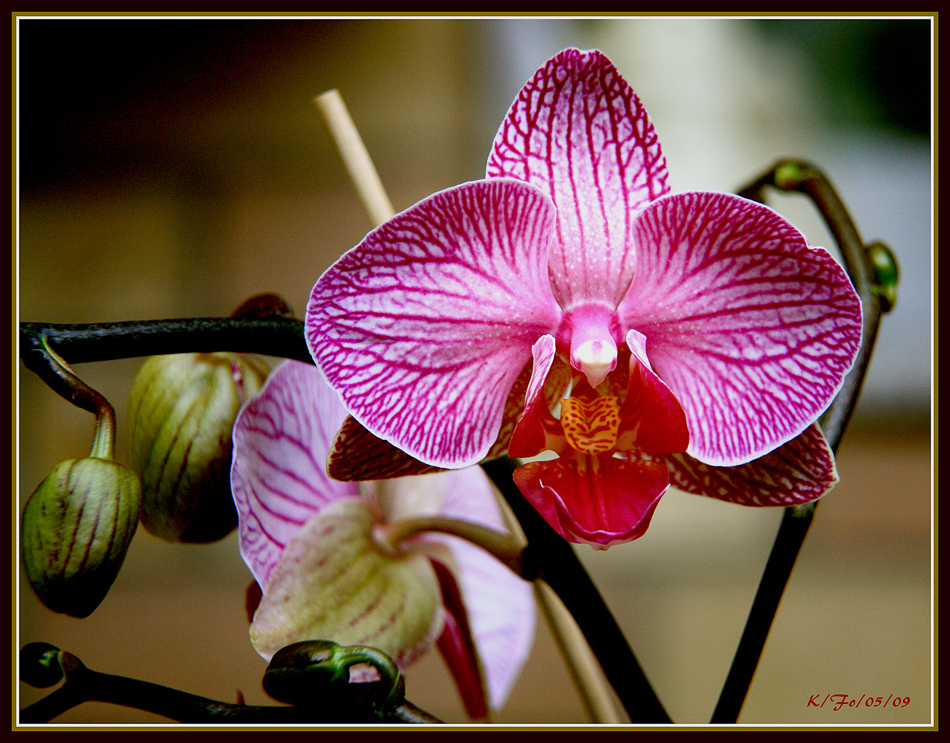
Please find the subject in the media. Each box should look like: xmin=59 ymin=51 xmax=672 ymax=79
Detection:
xmin=868 ymin=240 xmax=899 ymax=312
xmin=263 ymin=640 xmax=404 ymax=711
xmin=22 ymin=457 xmax=142 ymax=618
xmin=19 ymin=642 xmax=67 ymax=688
xmin=129 ymin=352 xmax=269 ymax=543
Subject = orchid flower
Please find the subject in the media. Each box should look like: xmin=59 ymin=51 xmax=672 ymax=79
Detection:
xmin=230 ymin=360 xmax=535 ymax=719
xmin=306 ymin=48 xmax=863 ymax=549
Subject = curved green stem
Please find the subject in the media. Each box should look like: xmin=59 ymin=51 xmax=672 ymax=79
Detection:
xmin=378 ymin=515 xmax=523 ymax=577
xmin=38 ymin=336 xmax=117 ymax=460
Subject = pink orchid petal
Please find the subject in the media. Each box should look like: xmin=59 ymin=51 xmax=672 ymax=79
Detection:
xmin=249 ymin=498 xmax=444 ymax=666
xmin=434 ymin=535 xmax=535 ymax=709
xmin=513 ymin=456 xmax=670 ymax=549
xmin=231 ymin=360 xmax=359 ymax=589
xmin=307 ymin=178 xmax=562 ymax=469
xmin=488 ymin=47 xmax=670 ymax=308
xmin=378 ymin=467 xmax=534 ymax=711
xmin=488 ymin=357 xmax=550 ymax=461
xmin=617 ymin=329 xmax=690 ymax=455
xmin=619 ymin=191 xmax=863 ymax=466
xmin=508 ymin=334 xmax=557 ymax=458
xmin=435 ymin=468 xmax=535 ymax=711
xmin=432 ymin=559 xmax=490 ymax=720
xmin=384 ymin=467 xmax=535 ymax=711
xmin=327 ymin=356 xmax=549 ymax=482
xmin=631 ymin=422 xmax=839 ymax=506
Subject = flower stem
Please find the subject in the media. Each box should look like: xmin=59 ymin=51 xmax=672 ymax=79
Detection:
xmin=21 ymin=317 xmax=310 ymax=365
xmin=379 ymin=515 xmax=524 ymax=576
xmin=315 ymin=89 xmax=395 ymax=228
xmin=19 ymin=643 xmax=441 ymax=724
xmin=20 ymin=317 xmax=311 ymax=410
xmin=711 ymin=159 xmax=893 ymax=724
xmin=37 ymin=336 xmax=116 ymax=461
xmin=533 ymin=581 xmax=625 ymax=723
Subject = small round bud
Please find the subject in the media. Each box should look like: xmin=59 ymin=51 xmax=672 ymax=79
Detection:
xmin=263 ymin=640 xmax=348 ymax=704
xmin=263 ymin=640 xmax=404 ymax=711
xmin=22 ymin=458 xmax=142 ymax=618
xmin=868 ymin=240 xmax=899 ymax=312
xmin=19 ymin=643 xmax=66 ymax=688
xmin=129 ymin=353 xmax=269 ymax=543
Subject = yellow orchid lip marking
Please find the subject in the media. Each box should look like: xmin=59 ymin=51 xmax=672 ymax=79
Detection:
xmin=559 ymin=395 xmax=621 ymax=455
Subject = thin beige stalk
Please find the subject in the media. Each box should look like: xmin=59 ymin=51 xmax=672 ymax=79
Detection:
xmin=494 ymin=495 xmax=625 ymax=724
xmin=314 ymin=89 xmax=395 ymax=227
xmin=534 ymin=579 xmax=626 ymax=724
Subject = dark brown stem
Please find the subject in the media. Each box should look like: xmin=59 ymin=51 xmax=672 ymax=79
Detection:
xmin=19 ymin=645 xmax=441 ymax=725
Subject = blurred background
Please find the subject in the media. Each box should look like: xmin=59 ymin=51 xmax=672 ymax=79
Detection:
xmin=16 ymin=16 xmax=933 ymax=726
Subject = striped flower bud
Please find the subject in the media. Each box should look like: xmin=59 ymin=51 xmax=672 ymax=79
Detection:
xmin=22 ymin=457 xmax=142 ymax=618
xmin=129 ymin=352 xmax=269 ymax=543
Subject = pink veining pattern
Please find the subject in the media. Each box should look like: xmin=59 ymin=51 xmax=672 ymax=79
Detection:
xmin=307 ymin=178 xmax=562 ymax=468
xmin=231 ymin=360 xmax=536 ymax=711
xmin=632 ymin=423 xmax=838 ymax=506
xmin=231 ymin=360 xmax=360 ymax=588
xmin=620 ymin=192 xmax=863 ymax=465
xmin=488 ymin=47 xmax=670 ymax=308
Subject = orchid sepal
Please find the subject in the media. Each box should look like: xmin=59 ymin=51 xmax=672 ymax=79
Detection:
xmin=231 ymin=360 xmax=535 ymax=714
xmin=631 ymin=422 xmax=840 ymax=507
xmin=248 ymin=497 xmax=445 ymax=667
xmin=488 ymin=47 xmax=671 ymax=309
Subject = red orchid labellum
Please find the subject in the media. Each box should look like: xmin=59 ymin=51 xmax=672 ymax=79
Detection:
xmin=230 ymin=360 xmax=535 ymax=717
xmin=306 ymin=48 xmax=863 ymax=549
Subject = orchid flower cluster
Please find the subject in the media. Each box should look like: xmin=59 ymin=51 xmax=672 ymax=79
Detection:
xmin=227 ymin=48 xmax=861 ymax=715
xmin=21 ymin=48 xmax=865 ymax=723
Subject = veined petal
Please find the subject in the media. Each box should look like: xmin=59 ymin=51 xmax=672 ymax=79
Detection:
xmin=429 ymin=468 xmax=535 ymax=711
xmin=327 ymin=415 xmax=443 ymax=482
xmin=231 ymin=360 xmax=359 ymax=589
xmin=326 ymin=357 xmax=548 ymax=482
xmin=382 ymin=467 xmax=536 ymax=711
xmin=488 ymin=48 xmax=670 ymax=308
xmin=619 ymin=192 xmax=862 ymax=466
xmin=307 ymin=178 xmax=562 ymax=469
xmin=632 ymin=422 xmax=839 ymax=506
xmin=513 ymin=456 xmax=670 ymax=549
xmin=617 ymin=329 xmax=690 ymax=455
xmin=433 ymin=559 xmax=490 ymax=720
xmin=249 ymin=498 xmax=444 ymax=667
xmin=509 ymin=335 xmax=557 ymax=458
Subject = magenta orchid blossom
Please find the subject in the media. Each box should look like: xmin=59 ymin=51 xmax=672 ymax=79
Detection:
xmin=230 ymin=360 xmax=535 ymax=719
xmin=306 ymin=48 xmax=863 ymax=549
